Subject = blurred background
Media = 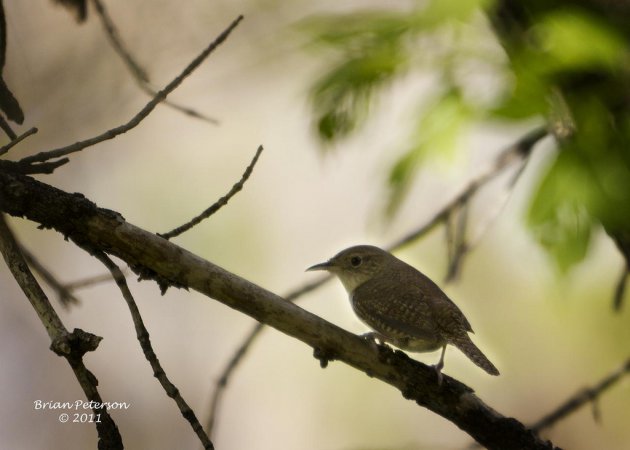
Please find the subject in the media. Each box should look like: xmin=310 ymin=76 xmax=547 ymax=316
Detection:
xmin=0 ymin=0 xmax=629 ymax=449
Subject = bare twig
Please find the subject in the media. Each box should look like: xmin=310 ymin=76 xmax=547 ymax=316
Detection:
xmin=90 ymin=0 xmax=219 ymax=124
xmin=531 ymin=357 xmax=630 ymax=433
xmin=20 ymin=15 xmax=243 ymax=165
xmin=446 ymin=208 xmax=457 ymax=267
xmin=65 ymin=269 xmax=126 ymax=290
xmin=0 ymin=114 xmax=15 ymax=139
xmin=205 ymin=127 xmax=550 ymax=436
xmin=205 ymin=275 xmax=330 ymax=437
xmin=53 ymin=0 xmax=87 ymax=22
xmin=391 ymin=127 xmax=549 ymax=250
xmin=0 ymin=214 xmax=123 ymax=449
xmin=0 ymin=217 xmax=67 ymax=337
xmin=446 ymin=138 xmax=538 ymax=283
xmin=162 ymin=145 xmax=264 ymax=240
xmin=0 ymin=157 xmax=70 ymax=175
xmin=138 ymin=84 xmax=220 ymax=124
xmin=90 ymin=0 xmax=148 ymax=83
xmin=613 ymin=264 xmax=628 ymax=311
xmin=21 ymin=246 xmax=80 ymax=307
xmin=445 ymin=203 xmax=469 ymax=283
xmin=0 ymin=0 xmax=24 ymax=124
xmin=22 ymin=245 xmax=126 ymax=306
xmin=0 ymin=127 xmax=37 ymax=156
xmin=206 ymin=321 xmax=264 ymax=435
xmin=94 ymin=251 xmax=214 ymax=450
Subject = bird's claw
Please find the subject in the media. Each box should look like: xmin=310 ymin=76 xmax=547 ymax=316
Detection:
xmin=432 ymin=364 xmax=444 ymax=386
xmin=360 ymin=332 xmax=389 ymax=352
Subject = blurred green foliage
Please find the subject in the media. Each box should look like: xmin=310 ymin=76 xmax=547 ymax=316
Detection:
xmin=302 ymin=0 xmax=630 ymax=272
xmin=302 ymin=10 xmax=414 ymax=141
xmin=388 ymin=89 xmax=474 ymax=215
xmin=301 ymin=0 xmax=491 ymax=146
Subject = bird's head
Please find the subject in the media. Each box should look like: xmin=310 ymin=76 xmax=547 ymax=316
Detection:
xmin=307 ymin=245 xmax=392 ymax=293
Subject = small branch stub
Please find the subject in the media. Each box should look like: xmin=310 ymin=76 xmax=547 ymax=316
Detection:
xmin=51 ymin=328 xmax=103 ymax=358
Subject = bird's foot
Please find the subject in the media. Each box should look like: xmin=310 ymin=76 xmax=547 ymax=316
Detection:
xmin=433 ymin=354 xmax=445 ymax=386
xmin=433 ymin=345 xmax=446 ymax=386
xmin=432 ymin=364 xmax=444 ymax=386
xmin=360 ymin=332 xmax=389 ymax=352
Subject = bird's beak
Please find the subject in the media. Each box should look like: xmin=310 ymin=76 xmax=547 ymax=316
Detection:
xmin=306 ymin=260 xmax=333 ymax=272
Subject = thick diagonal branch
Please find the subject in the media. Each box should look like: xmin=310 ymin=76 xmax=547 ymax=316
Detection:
xmin=205 ymin=126 xmax=549 ymax=434
xmin=0 ymin=170 xmax=558 ymax=450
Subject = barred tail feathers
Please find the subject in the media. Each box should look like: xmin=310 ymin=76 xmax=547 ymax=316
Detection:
xmin=450 ymin=334 xmax=499 ymax=376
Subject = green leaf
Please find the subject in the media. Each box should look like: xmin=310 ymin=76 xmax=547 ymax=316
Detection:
xmin=419 ymin=0 xmax=494 ymax=26
xmin=310 ymin=44 xmax=408 ymax=143
xmin=530 ymin=201 xmax=593 ymax=273
xmin=387 ymin=90 xmax=473 ymax=215
xmin=528 ymin=150 xmax=597 ymax=272
xmin=490 ymin=57 xmax=548 ymax=120
xmin=534 ymin=9 xmax=627 ymax=73
xmin=491 ymin=8 xmax=627 ymax=122
xmin=527 ymin=137 xmax=606 ymax=272
xmin=302 ymin=1 xmax=494 ymax=144
xmin=300 ymin=11 xmax=413 ymax=47
xmin=528 ymin=86 xmax=630 ymax=272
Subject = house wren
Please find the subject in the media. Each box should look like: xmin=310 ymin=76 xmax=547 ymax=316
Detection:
xmin=307 ymin=245 xmax=499 ymax=381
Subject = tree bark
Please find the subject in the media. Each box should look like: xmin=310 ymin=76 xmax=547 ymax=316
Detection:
xmin=0 ymin=169 xmax=559 ymax=450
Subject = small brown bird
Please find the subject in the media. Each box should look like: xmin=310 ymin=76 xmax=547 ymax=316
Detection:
xmin=307 ymin=245 xmax=499 ymax=382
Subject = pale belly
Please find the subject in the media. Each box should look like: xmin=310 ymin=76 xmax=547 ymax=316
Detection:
xmin=386 ymin=334 xmax=444 ymax=353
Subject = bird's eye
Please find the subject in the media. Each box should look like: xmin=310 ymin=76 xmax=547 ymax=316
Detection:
xmin=350 ymin=256 xmax=362 ymax=267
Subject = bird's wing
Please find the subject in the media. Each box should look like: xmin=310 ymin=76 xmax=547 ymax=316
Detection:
xmin=431 ymin=294 xmax=474 ymax=336
xmin=351 ymin=278 xmax=442 ymax=343
xmin=405 ymin=266 xmax=474 ymax=334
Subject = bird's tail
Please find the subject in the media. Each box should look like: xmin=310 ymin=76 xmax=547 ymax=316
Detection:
xmin=450 ymin=334 xmax=500 ymax=376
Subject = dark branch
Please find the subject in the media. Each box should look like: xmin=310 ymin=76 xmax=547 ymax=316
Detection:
xmin=90 ymin=0 xmax=148 ymax=82
xmin=0 ymin=214 xmax=123 ymax=450
xmin=205 ymin=126 xmax=550 ymax=434
xmin=21 ymin=246 xmax=80 ymax=307
xmin=391 ymin=127 xmax=549 ymax=250
xmin=0 ymin=0 xmax=24 ymax=124
xmin=161 ymin=145 xmax=264 ymax=240
xmin=65 ymin=269 xmax=126 ymax=291
xmin=19 ymin=15 xmax=243 ymax=165
xmin=21 ymin=246 xmax=120 ymax=307
xmin=531 ymin=357 xmax=630 ymax=433
xmin=0 ymin=171 xmax=558 ymax=450
xmin=206 ymin=321 xmax=264 ymax=436
xmin=94 ymin=252 xmax=214 ymax=450
xmin=0 ymin=157 xmax=70 ymax=175
xmin=205 ymin=275 xmax=329 ymax=437
xmin=0 ymin=216 xmax=68 ymax=338
xmin=0 ymin=114 xmax=15 ymax=139
xmin=613 ymin=264 xmax=628 ymax=311
xmin=53 ymin=0 xmax=87 ymax=22
xmin=90 ymin=0 xmax=219 ymax=124
xmin=608 ymin=230 xmax=630 ymax=311
xmin=445 ymin=203 xmax=469 ymax=283
xmin=0 ymin=127 xmax=37 ymax=156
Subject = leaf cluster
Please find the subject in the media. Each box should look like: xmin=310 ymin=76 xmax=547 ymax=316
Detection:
xmin=302 ymin=0 xmax=630 ymax=271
